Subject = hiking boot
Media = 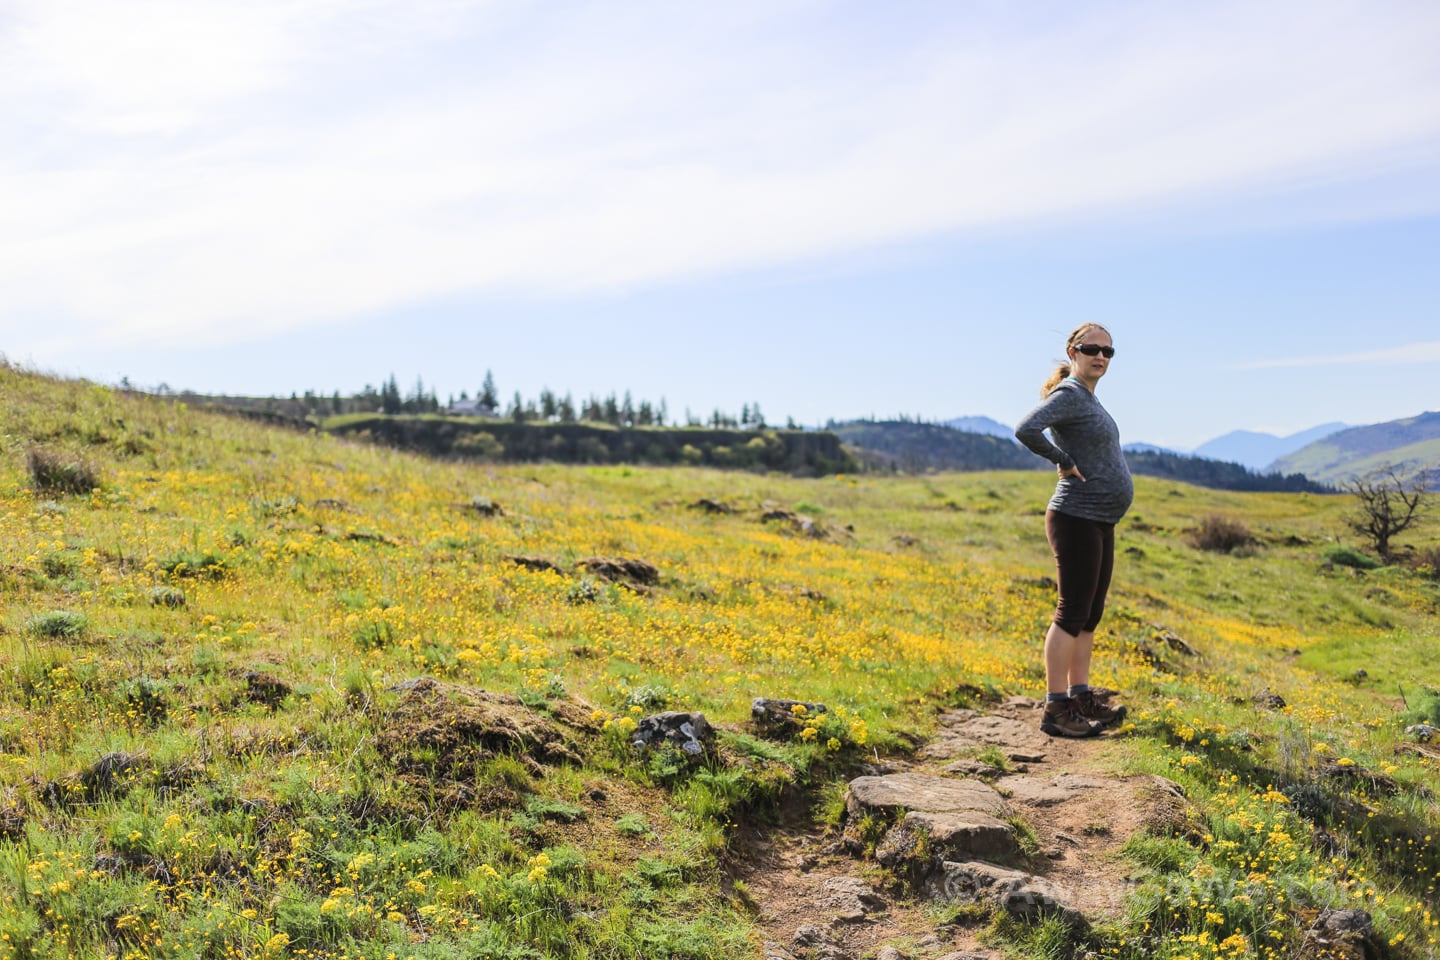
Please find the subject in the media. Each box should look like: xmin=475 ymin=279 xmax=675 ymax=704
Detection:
xmin=1073 ymin=689 xmax=1127 ymax=727
xmin=1040 ymin=699 xmax=1102 ymax=738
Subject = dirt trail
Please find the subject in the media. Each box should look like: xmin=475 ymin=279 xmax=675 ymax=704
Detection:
xmin=735 ymin=697 xmax=1179 ymax=960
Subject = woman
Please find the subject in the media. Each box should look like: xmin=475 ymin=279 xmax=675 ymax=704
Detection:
xmin=1014 ymin=324 xmax=1133 ymax=738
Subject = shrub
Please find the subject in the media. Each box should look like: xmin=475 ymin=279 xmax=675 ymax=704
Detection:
xmin=1324 ymin=545 xmax=1379 ymax=570
xmin=158 ymin=552 xmax=228 ymax=580
xmin=1408 ymin=544 xmax=1440 ymax=580
xmin=28 ymin=610 xmax=88 ymax=639
xmin=148 ymin=585 xmax=186 ymax=608
xmin=1187 ymin=515 xmax=1255 ymax=553
xmin=453 ymin=431 xmax=504 ymax=459
xmin=26 ymin=448 xmax=99 ymax=495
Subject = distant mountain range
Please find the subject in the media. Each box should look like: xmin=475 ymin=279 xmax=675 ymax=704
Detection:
xmin=1271 ymin=412 xmax=1440 ymax=488
xmin=902 ymin=410 xmax=1440 ymax=491
xmin=1192 ymin=423 xmax=1349 ymax=471
xmin=941 ymin=416 xmax=1014 ymax=439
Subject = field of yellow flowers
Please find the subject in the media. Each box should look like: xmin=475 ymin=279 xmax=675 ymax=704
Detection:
xmin=1 ymin=362 xmax=1437 ymax=959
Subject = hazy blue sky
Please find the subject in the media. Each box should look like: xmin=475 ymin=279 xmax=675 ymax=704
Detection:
xmin=3 ymin=0 xmax=1438 ymax=450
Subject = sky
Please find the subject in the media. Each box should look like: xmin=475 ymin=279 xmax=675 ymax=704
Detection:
xmin=2 ymin=0 xmax=1439 ymax=451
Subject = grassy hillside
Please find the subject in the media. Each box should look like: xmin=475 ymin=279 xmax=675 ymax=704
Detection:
xmin=1273 ymin=412 xmax=1440 ymax=487
xmin=2 ymin=362 xmax=1439 ymax=959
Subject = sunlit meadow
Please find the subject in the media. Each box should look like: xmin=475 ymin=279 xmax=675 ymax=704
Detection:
xmin=1 ymin=363 xmax=1437 ymax=959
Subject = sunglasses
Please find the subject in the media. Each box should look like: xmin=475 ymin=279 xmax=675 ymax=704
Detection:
xmin=1074 ymin=343 xmax=1115 ymax=358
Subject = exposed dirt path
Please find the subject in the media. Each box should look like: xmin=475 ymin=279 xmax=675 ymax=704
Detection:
xmin=733 ymin=696 xmax=1184 ymax=960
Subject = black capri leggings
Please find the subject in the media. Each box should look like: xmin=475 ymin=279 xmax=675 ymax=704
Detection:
xmin=1045 ymin=509 xmax=1115 ymax=638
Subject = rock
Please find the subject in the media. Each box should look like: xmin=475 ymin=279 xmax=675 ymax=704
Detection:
xmin=1406 ymin=724 xmax=1438 ymax=742
xmin=928 ymin=860 xmax=1085 ymax=928
xmin=902 ymin=810 xmax=1017 ymax=859
xmin=821 ymin=876 xmax=885 ymax=922
xmin=631 ymin=711 xmax=714 ymax=756
xmin=892 ymin=535 xmax=920 ymax=547
xmin=846 ymin=773 xmax=1007 ymax=820
xmin=940 ymin=759 xmax=1004 ymax=778
xmin=1253 ymin=690 xmax=1287 ymax=710
xmin=793 ymin=924 xmax=830 ymax=947
xmin=752 ymin=697 xmax=829 ymax=738
xmin=505 ymin=555 xmax=565 ymax=575
xmin=996 ymin=773 xmax=1110 ymax=807
xmin=875 ymin=947 xmax=908 ymax=960
xmin=578 ymin=556 xmax=660 ymax=588
xmin=1300 ymin=908 xmax=1379 ymax=959
xmin=691 ymin=498 xmax=735 ymax=514
xmin=920 ymin=714 xmax=1051 ymax=760
xmin=762 ymin=943 xmax=797 ymax=960
xmin=1153 ymin=628 xmax=1199 ymax=656
xmin=468 ymin=496 xmax=504 ymax=516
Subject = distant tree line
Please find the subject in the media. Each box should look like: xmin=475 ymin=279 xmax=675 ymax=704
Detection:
xmin=1123 ymin=450 xmax=1334 ymax=493
xmin=325 ymin=417 xmax=855 ymax=476
xmin=167 ymin=369 xmax=793 ymax=431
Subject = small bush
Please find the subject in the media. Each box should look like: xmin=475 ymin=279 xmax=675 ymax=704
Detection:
xmin=1187 ymin=515 xmax=1254 ymax=553
xmin=28 ymin=610 xmax=88 ymax=639
xmin=1408 ymin=545 xmax=1440 ymax=580
xmin=148 ymin=585 xmax=186 ymax=608
xmin=1324 ymin=545 xmax=1379 ymax=570
xmin=159 ymin=552 xmax=228 ymax=580
xmin=26 ymin=448 xmax=99 ymax=495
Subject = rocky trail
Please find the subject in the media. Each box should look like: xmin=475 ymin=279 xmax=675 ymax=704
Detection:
xmin=734 ymin=697 xmax=1191 ymax=960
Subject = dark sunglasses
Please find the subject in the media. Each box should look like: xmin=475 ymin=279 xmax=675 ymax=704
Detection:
xmin=1074 ymin=344 xmax=1115 ymax=358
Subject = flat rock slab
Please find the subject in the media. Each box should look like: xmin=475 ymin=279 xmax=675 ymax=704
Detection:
xmin=927 ymin=860 xmax=1085 ymax=928
xmin=919 ymin=715 xmax=1051 ymax=760
xmin=904 ymin=810 xmax=1016 ymax=859
xmin=998 ymin=773 xmax=1112 ymax=807
xmin=820 ymin=876 xmax=886 ymax=922
xmin=847 ymin=773 xmax=1006 ymax=819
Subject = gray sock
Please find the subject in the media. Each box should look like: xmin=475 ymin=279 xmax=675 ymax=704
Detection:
xmin=1068 ymin=684 xmax=1090 ymax=697
xmin=1046 ymin=692 xmax=1071 ymax=704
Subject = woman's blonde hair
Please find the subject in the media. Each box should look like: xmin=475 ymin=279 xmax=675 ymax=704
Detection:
xmin=1041 ymin=323 xmax=1111 ymax=396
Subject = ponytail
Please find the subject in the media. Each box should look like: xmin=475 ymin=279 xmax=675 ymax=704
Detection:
xmin=1041 ymin=363 xmax=1070 ymax=397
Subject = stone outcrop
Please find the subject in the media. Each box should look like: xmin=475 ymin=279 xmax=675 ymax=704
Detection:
xmin=845 ymin=773 xmax=1006 ymax=820
xmin=927 ymin=859 xmax=1085 ymax=928
xmin=631 ymin=711 xmax=714 ymax=756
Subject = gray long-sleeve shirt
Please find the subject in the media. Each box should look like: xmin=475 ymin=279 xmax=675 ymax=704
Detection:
xmin=1014 ymin=379 xmax=1134 ymax=524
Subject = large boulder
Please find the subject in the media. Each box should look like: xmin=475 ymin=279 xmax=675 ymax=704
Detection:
xmin=846 ymin=773 xmax=1006 ymax=820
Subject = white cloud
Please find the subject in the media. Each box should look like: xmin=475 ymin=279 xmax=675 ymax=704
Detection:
xmin=1240 ymin=340 xmax=1440 ymax=369
xmin=2 ymin=0 xmax=1440 ymax=351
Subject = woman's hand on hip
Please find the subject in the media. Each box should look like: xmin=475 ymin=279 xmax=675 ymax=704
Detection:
xmin=1059 ymin=464 xmax=1086 ymax=482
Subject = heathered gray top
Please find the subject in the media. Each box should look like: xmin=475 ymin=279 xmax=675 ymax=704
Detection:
xmin=1013 ymin=379 xmax=1134 ymax=524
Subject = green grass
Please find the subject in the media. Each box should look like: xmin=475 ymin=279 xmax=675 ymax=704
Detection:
xmin=1 ymin=361 xmax=1439 ymax=959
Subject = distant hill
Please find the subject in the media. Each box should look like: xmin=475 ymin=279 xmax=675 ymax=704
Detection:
xmin=1269 ymin=412 xmax=1440 ymax=488
xmin=1124 ymin=450 xmax=1333 ymax=493
xmin=1193 ymin=422 xmax=1348 ymax=470
xmin=941 ymin=416 xmax=1015 ymax=439
xmin=831 ymin=421 xmax=1045 ymax=472
xmin=831 ymin=421 xmax=1331 ymax=492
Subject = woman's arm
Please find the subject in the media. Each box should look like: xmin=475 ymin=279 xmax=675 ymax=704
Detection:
xmin=1014 ymin=386 xmax=1084 ymax=471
